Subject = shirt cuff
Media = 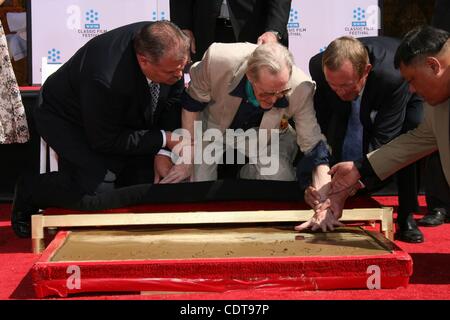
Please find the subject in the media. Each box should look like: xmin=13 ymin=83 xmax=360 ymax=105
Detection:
xmin=181 ymin=90 xmax=208 ymax=112
xmin=157 ymin=149 xmax=180 ymax=164
xmin=355 ymin=156 xmax=382 ymax=190
xmin=161 ymin=130 xmax=166 ymax=148
xmin=157 ymin=149 xmax=172 ymax=158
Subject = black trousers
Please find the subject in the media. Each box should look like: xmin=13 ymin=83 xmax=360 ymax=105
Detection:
xmin=395 ymin=98 xmax=424 ymax=221
xmin=425 ymin=152 xmax=450 ymax=214
xmin=215 ymin=18 xmax=236 ymax=43
xmin=28 ymin=102 xmax=155 ymax=210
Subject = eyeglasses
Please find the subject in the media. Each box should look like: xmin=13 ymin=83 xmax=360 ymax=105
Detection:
xmin=259 ymin=87 xmax=292 ymax=99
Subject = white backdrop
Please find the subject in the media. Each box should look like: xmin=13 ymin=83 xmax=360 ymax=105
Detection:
xmin=29 ymin=0 xmax=380 ymax=84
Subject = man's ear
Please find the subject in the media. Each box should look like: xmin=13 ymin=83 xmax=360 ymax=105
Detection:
xmin=136 ymin=54 xmax=147 ymax=65
xmin=245 ymin=71 xmax=253 ymax=84
xmin=364 ymin=63 xmax=373 ymax=76
xmin=426 ymin=56 xmax=441 ymax=75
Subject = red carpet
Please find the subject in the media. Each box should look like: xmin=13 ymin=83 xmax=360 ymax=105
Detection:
xmin=1 ymin=196 xmax=449 ymax=300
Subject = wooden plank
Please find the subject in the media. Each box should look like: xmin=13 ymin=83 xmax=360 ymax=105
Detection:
xmin=32 ymin=207 xmax=394 ymax=253
xmin=41 ymin=208 xmax=385 ymax=227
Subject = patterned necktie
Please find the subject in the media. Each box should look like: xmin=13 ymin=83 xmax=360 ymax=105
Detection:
xmin=146 ymin=82 xmax=160 ymax=124
xmin=342 ymin=95 xmax=363 ymax=161
xmin=149 ymin=82 xmax=160 ymax=114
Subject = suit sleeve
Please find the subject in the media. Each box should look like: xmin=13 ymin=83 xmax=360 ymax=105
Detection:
xmin=291 ymin=81 xmax=330 ymax=188
xmin=309 ymin=53 xmax=332 ymax=133
xmin=367 ymin=105 xmax=438 ymax=181
xmin=182 ymin=45 xmax=213 ymax=111
xmin=169 ymin=0 xmax=194 ymax=30
xmin=291 ymin=81 xmax=327 ymax=154
xmin=264 ymin=0 xmax=291 ymax=34
xmin=369 ymin=81 xmax=410 ymax=150
xmin=80 ymin=78 xmax=164 ymax=156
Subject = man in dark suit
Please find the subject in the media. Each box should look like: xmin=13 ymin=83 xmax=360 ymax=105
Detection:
xmin=329 ymin=26 xmax=450 ymax=232
xmin=11 ymin=21 xmax=190 ymax=238
xmin=169 ymin=0 xmax=291 ymax=62
xmin=307 ymin=36 xmax=424 ymax=243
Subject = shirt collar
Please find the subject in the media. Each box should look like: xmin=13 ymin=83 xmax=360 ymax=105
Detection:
xmin=229 ymin=75 xmax=289 ymax=109
xmin=355 ymin=85 xmax=365 ymax=102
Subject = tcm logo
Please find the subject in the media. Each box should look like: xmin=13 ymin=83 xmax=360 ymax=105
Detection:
xmin=85 ymin=9 xmax=100 ymax=29
xmin=67 ymin=5 xmax=108 ymax=38
xmin=345 ymin=5 xmax=379 ymax=36
xmin=152 ymin=10 xmax=167 ymax=21
xmin=287 ymin=8 xmax=300 ymax=28
xmin=287 ymin=7 xmax=306 ymax=36
xmin=47 ymin=48 xmax=62 ymax=64
xmin=352 ymin=7 xmax=367 ymax=27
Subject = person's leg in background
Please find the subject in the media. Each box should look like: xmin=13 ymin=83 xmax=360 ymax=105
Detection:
xmin=215 ymin=16 xmax=236 ymax=44
xmin=395 ymin=95 xmax=424 ymax=242
xmin=419 ymin=152 xmax=450 ymax=226
xmin=396 ymin=164 xmax=423 ymax=242
xmin=10 ymin=103 xmax=110 ymax=237
xmin=429 ymin=3 xmax=450 ymax=226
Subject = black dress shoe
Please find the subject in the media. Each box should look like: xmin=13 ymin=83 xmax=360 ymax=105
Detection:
xmin=11 ymin=177 xmax=38 ymax=238
xmin=418 ymin=209 xmax=447 ymax=227
xmin=396 ymin=214 xmax=424 ymax=243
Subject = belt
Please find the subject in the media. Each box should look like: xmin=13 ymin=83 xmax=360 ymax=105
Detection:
xmin=216 ymin=17 xmax=232 ymax=27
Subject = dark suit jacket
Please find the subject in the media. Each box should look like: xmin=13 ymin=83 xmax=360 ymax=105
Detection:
xmin=170 ymin=0 xmax=291 ymax=61
xmin=309 ymin=36 xmax=423 ymax=164
xmin=432 ymin=0 xmax=450 ymax=32
xmin=41 ymin=22 xmax=183 ymax=155
xmin=39 ymin=22 xmax=183 ymax=187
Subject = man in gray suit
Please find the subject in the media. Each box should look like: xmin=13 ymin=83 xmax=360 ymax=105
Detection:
xmin=420 ymin=1 xmax=450 ymax=226
xmin=329 ymin=26 xmax=450 ymax=223
xmin=169 ymin=42 xmax=341 ymax=232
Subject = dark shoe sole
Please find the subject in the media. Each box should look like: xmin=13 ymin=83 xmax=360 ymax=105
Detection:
xmin=418 ymin=220 xmax=445 ymax=227
xmin=396 ymin=235 xmax=424 ymax=243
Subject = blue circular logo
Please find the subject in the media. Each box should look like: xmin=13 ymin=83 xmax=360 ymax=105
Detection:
xmin=290 ymin=8 xmax=299 ymax=23
xmin=86 ymin=10 xmax=99 ymax=24
xmin=353 ymin=7 xmax=366 ymax=21
xmin=47 ymin=49 xmax=61 ymax=63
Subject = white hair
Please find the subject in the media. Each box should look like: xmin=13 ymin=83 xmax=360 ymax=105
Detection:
xmin=247 ymin=43 xmax=294 ymax=82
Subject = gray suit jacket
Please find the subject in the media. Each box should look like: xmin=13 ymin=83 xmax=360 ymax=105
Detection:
xmin=186 ymin=42 xmax=325 ymax=152
xmin=185 ymin=42 xmax=327 ymax=180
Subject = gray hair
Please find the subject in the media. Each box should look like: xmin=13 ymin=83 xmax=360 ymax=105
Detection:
xmin=246 ymin=43 xmax=294 ymax=82
xmin=134 ymin=21 xmax=190 ymax=64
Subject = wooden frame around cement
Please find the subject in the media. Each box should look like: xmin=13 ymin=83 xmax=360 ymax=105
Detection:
xmin=31 ymin=207 xmax=393 ymax=253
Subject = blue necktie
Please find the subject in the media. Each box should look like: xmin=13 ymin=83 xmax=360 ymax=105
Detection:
xmin=342 ymin=95 xmax=363 ymax=161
